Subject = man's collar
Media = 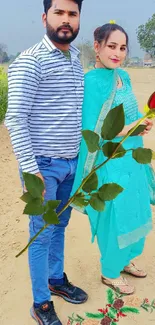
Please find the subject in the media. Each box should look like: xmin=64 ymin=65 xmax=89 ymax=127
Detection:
xmin=42 ymin=34 xmax=80 ymax=56
xmin=42 ymin=34 xmax=57 ymax=52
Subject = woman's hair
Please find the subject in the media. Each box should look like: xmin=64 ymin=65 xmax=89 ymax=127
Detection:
xmin=43 ymin=0 xmax=83 ymax=14
xmin=94 ymin=23 xmax=129 ymax=51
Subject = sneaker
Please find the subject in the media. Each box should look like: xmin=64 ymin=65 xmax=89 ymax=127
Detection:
xmin=30 ymin=301 xmax=62 ymax=325
xmin=49 ymin=273 xmax=88 ymax=304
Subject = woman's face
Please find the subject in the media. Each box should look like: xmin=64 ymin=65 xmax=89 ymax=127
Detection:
xmin=94 ymin=30 xmax=127 ymax=69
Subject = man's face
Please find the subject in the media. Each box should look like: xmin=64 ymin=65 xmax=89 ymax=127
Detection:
xmin=43 ymin=0 xmax=80 ymax=44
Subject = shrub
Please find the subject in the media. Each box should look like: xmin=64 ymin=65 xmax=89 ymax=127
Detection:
xmin=0 ymin=67 xmax=8 ymax=123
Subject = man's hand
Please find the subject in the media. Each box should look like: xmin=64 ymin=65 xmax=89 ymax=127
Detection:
xmin=24 ymin=172 xmax=46 ymax=196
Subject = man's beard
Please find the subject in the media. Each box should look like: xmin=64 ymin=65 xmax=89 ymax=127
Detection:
xmin=46 ymin=22 xmax=80 ymax=44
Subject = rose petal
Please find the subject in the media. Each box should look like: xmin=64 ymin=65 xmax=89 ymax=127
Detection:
xmin=148 ymin=92 xmax=155 ymax=109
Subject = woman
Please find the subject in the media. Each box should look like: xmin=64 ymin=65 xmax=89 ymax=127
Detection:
xmin=71 ymin=22 xmax=153 ymax=295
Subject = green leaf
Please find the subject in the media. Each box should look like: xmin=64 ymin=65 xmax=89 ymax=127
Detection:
xmin=82 ymin=130 xmax=100 ymax=153
xmin=85 ymin=313 xmax=104 ymax=319
xmin=141 ymin=305 xmax=149 ymax=312
xmin=23 ymin=172 xmax=45 ymax=198
xmin=46 ymin=200 xmax=61 ymax=210
xmin=143 ymin=303 xmax=151 ymax=308
xmin=73 ymin=317 xmax=84 ymax=323
xmin=128 ymin=124 xmax=146 ymax=136
xmin=23 ymin=199 xmax=44 ymax=215
xmin=151 ymin=299 xmax=155 ymax=306
xmin=72 ymin=193 xmax=89 ymax=208
xmin=98 ymin=183 xmax=124 ymax=201
xmin=152 ymin=151 xmax=155 ymax=160
xmin=90 ymin=193 xmax=105 ymax=212
xmin=20 ymin=192 xmax=34 ymax=203
xmin=101 ymin=104 xmax=125 ymax=140
xmin=43 ymin=210 xmax=59 ymax=224
xmin=115 ymin=288 xmax=121 ymax=297
xmin=102 ymin=142 xmax=126 ymax=159
xmin=111 ymin=323 xmax=117 ymax=325
xmin=107 ymin=289 xmax=115 ymax=304
xmin=120 ymin=307 xmax=139 ymax=314
xmin=76 ymin=315 xmax=85 ymax=321
xmin=109 ymin=307 xmax=117 ymax=315
xmin=132 ymin=148 xmax=152 ymax=164
xmin=107 ymin=311 xmax=115 ymax=319
xmin=43 ymin=200 xmax=61 ymax=224
xmin=82 ymin=172 xmax=98 ymax=193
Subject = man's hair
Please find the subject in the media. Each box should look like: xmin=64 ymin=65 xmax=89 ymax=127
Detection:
xmin=43 ymin=0 xmax=83 ymax=14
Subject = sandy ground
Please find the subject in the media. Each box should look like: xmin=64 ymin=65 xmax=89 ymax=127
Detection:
xmin=0 ymin=68 xmax=155 ymax=325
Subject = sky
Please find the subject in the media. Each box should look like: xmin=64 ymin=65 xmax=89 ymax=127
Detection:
xmin=0 ymin=0 xmax=155 ymax=57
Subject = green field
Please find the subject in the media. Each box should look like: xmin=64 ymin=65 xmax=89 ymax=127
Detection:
xmin=0 ymin=63 xmax=9 ymax=72
xmin=0 ymin=65 xmax=8 ymax=122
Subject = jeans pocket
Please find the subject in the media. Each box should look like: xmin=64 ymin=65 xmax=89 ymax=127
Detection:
xmin=36 ymin=156 xmax=52 ymax=169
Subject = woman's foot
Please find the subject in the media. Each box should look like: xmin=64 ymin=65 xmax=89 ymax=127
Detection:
xmin=101 ymin=275 xmax=135 ymax=295
xmin=123 ymin=262 xmax=147 ymax=278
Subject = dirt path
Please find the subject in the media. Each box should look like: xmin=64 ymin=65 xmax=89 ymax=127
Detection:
xmin=0 ymin=69 xmax=155 ymax=325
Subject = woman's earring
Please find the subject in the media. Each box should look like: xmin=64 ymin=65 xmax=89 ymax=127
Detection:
xmin=96 ymin=53 xmax=100 ymax=62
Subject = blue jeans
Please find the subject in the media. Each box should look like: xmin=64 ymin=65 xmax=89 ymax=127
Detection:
xmin=21 ymin=156 xmax=78 ymax=304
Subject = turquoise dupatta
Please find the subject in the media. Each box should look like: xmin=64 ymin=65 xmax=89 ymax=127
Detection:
xmin=71 ymin=68 xmax=152 ymax=249
xmin=71 ymin=68 xmax=118 ymax=213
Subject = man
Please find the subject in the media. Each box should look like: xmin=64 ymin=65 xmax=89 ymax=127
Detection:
xmin=5 ymin=0 xmax=88 ymax=324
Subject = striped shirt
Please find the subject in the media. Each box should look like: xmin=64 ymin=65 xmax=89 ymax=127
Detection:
xmin=5 ymin=34 xmax=84 ymax=174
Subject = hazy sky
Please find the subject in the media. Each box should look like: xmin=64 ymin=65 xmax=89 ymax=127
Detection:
xmin=0 ymin=0 xmax=155 ymax=57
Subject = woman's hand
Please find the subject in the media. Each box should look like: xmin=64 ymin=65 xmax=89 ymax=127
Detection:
xmin=118 ymin=118 xmax=153 ymax=137
xmin=117 ymin=119 xmax=141 ymax=137
xmin=140 ymin=118 xmax=153 ymax=135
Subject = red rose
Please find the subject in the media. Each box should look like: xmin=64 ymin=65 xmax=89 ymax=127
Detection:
xmin=148 ymin=92 xmax=155 ymax=110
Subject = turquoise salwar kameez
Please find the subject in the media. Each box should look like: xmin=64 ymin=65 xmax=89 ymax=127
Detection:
xmin=71 ymin=68 xmax=152 ymax=278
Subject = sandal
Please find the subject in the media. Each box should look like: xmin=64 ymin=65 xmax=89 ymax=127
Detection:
xmin=123 ymin=263 xmax=147 ymax=278
xmin=101 ymin=275 xmax=135 ymax=295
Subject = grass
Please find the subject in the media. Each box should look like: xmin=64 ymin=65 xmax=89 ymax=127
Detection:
xmin=0 ymin=67 xmax=8 ymax=122
xmin=0 ymin=63 xmax=9 ymax=73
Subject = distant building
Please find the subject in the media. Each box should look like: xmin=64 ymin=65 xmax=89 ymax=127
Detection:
xmin=143 ymin=53 xmax=153 ymax=67
xmin=124 ymin=57 xmax=143 ymax=67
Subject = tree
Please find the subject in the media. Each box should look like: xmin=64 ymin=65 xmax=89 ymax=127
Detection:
xmin=77 ymin=40 xmax=95 ymax=69
xmin=15 ymin=52 xmax=21 ymax=58
xmin=0 ymin=43 xmax=7 ymax=54
xmin=0 ymin=43 xmax=9 ymax=63
xmin=1 ymin=51 xmax=9 ymax=63
xmin=137 ymin=13 xmax=155 ymax=57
